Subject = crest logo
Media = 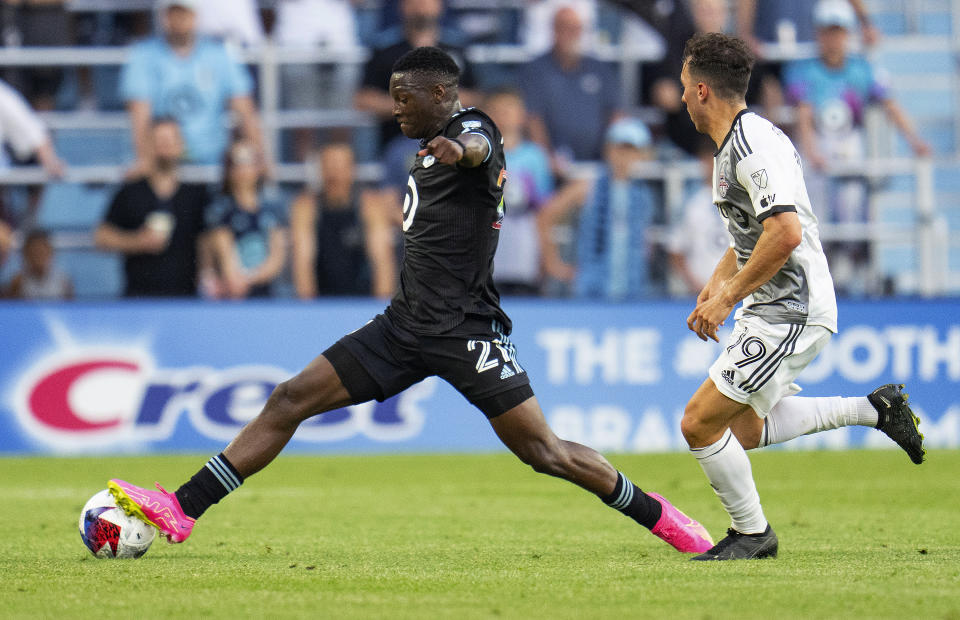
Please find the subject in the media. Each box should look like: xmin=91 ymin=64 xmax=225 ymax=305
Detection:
xmin=718 ymin=174 xmax=729 ymax=198
xmin=751 ymin=169 xmax=768 ymax=189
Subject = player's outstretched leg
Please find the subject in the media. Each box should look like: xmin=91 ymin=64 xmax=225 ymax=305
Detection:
xmin=109 ymin=353 xmax=355 ymax=542
xmin=490 ymin=396 xmax=713 ymax=553
xmin=734 ymin=385 xmax=925 ymax=464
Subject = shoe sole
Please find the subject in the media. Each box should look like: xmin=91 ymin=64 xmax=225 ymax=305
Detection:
xmin=107 ymin=480 xmax=162 ymax=531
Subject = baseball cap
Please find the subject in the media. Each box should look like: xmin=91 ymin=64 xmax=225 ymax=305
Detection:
xmin=814 ymin=0 xmax=856 ymax=30
xmin=605 ymin=118 xmax=652 ymax=149
xmin=157 ymin=0 xmax=198 ymax=12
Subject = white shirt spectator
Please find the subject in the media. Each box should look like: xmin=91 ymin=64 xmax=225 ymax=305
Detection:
xmin=194 ymin=0 xmax=265 ymax=47
xmin=274 ymin=0 xmax=359 ymax=50
xmin=668 ymin=184 xmax=730 ymax=293
xmin=0 ymin=79 xmax=49 ymax=168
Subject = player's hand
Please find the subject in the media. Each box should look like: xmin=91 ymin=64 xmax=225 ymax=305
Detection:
xmin=687 ymin=290 xmax=734 ymax=342
xmin=418 ymin=136 xmax=464 ymax=166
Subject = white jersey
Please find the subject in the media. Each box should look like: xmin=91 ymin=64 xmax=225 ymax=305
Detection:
xmin=713 ymin=110 xmax=837 ymax=332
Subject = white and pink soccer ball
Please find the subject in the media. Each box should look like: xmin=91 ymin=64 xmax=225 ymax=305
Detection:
xmin=78 ymin=489 xmax=156 ymax=559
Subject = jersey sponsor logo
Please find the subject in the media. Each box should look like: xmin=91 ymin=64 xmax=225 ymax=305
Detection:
xmin=760 ymin=194 xmax=777 ymax=209
xmin=422 ymin=155 xmax=436 ymax=168
xmin=718 ymin=173 xmax=729 ymax=198
xmin=751 ymin=169 xmax=768 ymax=190
xmin=785 ymin=300 xmax=807 ymax=313
xmin=722 ymin=204 xmax=750 ymax=230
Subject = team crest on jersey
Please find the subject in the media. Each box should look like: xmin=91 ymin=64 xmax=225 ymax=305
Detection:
xmin=751 ymin=169 xmax=768 ymax=189
xmin=492 ymin=198 xmax=504 ymax=230
xmin=718 ymin=173 xmax=729 ymax=198
xmin=422 ymin=155 xmax=436 ymax=168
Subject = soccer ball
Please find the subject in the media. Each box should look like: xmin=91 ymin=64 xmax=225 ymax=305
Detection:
xmin=78 ymin=489 xmax=156 ymax=559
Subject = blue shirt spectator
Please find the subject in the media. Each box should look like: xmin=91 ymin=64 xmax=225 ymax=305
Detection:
xmin=537 ymin=118 xmax=658 ymax=301
xmin=120 ymin=0 xmax=265 ymax=176
xmin=518 ymin=6 xmax=622 ymax=166
xmin=486 ymin=89 xmax=554 ymax=295
xmin=121 ymin=36 xmax=253 ymax=164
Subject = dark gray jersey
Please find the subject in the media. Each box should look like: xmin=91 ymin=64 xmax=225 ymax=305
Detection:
xmin=712 ymin=110 xmax=837 ymax=332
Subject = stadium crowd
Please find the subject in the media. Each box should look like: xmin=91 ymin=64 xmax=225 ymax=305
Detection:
xmin=0 ymin=0 xmax=937 ymax=300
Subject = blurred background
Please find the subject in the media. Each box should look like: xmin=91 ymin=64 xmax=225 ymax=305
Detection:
xmin=0 ymin=0 xmax=956 ymax=301
xmin=0 ymin=0 xmax=957 ymax=456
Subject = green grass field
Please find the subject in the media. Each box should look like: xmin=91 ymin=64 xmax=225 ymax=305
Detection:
xmin=2 ymin=450 xmax=959 ymax=619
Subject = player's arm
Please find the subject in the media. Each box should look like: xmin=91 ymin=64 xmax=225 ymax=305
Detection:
xmin=687 ymin=212 xmax=801 ymax=342
xmin=418 ymin=132 xmax=489 ymax=168
xmin=696 ymin=246 xmax=739 ymax=304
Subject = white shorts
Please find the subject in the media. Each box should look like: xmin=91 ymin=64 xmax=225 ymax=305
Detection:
xmin=708 ymin=315 xmax=831 ymax=418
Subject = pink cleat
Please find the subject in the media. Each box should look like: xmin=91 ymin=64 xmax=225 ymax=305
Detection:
xmin=107 ymin=479 xmax=195 ymax=543
xmin=648 ymin=492 xmax=714 ymax=553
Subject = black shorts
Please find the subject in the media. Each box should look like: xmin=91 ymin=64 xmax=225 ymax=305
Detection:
xmin=323 ymin=313 xmax=534 ymax=418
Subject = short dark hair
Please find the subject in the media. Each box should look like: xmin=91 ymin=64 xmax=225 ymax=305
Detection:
xmin=682 ymin=33 xmax=755 ymax=101
xmin=391 ymin=46 xmax=460 ymax=87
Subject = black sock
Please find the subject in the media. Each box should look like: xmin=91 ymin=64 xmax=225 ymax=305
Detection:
xmin=601 ymin=471 xmax=663 ymax=530
xmin=175 ymin=453 xmax=243 ymax=520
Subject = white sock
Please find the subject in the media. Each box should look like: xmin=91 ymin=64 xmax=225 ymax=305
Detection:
xmin=760 ymin=396 xmax=879 ymax=447
xmin=691 ymin=429 xmax=767 ymax=534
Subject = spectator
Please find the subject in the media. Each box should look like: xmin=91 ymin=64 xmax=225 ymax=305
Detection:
xmin=274 ymin=0 xmax=362 ymax=159
xmin=290 ymin=142 xmax=398 ymax=298
xmin=120 ymin=0 xmax=265 ymax=176
xmin=736 ymin=0 xmax=878 ymax=123
xmin=520 ymin=0 xmax=596 ymax=55
xmin=518 ymin=5 xmax=623 ymax=171
xmin=192 ymin=0 xmax=265 ymax=48
xmin=94 ymin=118 xmax=210 ymax=298
xmin=622 ymin=0 xmax=727 ymax=156
xmin=667 ymin=140 xmax=730 ymax=295
xmin=0 ymin=77 xmax=65 ymax=177
xmin=354 ymin=0 xmax=479 ymax=154
xmin=783 ymin=0 xmax=931 ymax=294
xmin=737 ymin=0 xmax=878 ymax=53
xmin=1 ymin=0 xmax=72 ymax=111
xmin=485 ymin=88 xmax=553 ymax=296
xmin=0 ymin=217 xmax=13 ymax=271
xmin=4 ymin=229 xmax=73 ymax=300
xmin=205 ymin=138 xmax=287 ymax=299
xmin=537 ymin=118 xmax=659 ymax=301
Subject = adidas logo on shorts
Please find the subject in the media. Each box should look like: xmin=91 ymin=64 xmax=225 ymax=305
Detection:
xmin=721 ymin=369 xmax=735 ymax=385
xmin=500 ymin=365 xmax=515 ymax=380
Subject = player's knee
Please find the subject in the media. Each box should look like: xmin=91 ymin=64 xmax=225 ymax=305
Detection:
xmin=518 ymin=439 xmax=571 ymax=477
xmin=263 ymin=380 xmax=310 ymax=429
xmin=680 ymin=406 xmax=711 ymax=448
